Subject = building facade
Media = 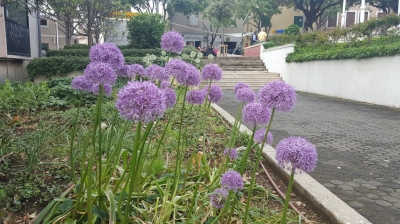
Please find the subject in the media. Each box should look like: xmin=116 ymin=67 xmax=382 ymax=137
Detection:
xmin=39 ymin=17 xmax=67 ymax=51
xmin=0 ymin=0 xmax=39 ymax=83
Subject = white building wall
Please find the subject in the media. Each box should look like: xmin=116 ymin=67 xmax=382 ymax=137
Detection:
xmin=262 ymin=45 xmax=400 ymax=108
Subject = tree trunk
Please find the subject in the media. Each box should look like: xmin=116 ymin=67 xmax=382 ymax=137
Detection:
xmin=87 ymin=3 xmax=93 ymax=47
xmin=65 ymin=20 xmax=72 ymax=45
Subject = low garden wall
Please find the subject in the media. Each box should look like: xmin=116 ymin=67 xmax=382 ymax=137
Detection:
xmin=262 ymin=45 xmax=400 ymax=108
xmin=244 ymin=44 xmax=264 ymax=58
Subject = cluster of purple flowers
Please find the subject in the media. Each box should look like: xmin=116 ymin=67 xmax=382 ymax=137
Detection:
xmin=235 ymin=87 xmax=255 ymax=104
xmin=234 ymin=82 xmax=250 ymax=94
xmin=205 ymin=84 xmax=223 ymax=103
xmin=223 ymin=148 xmax=238 ymax=160
xmin=115 ymin=81 xmax=166 ymax=123
xmin=210 ymin=170 xmax=244 ymax=209
xmin=89 ymin=43 xmax=124 ymax=70
xmin=242 ymin=102 xmax=271 ymax=127
xmin=254 ymin=128 xmax=273 ymax=145
xmin=160 ymin=30 xmax=185 ymax=54
xmin=258 ymin=81 xmax=297 ymax=112
xmin=72 ymin=62 xmax=117 ymax=96
xmin=117 ymin=64 xmax=145 ymax=78
xmin=162 ymin=88 xmax=177 ymax=109
xmin=202 ymin=64 xmax=223 ymax=81
xmin=276 ymin=136 xmax=318 ymax=173
xmin=165 ymin=59 xmax=188 ymax=85
xmin=186 ymin=90 xmax=207 ymax=105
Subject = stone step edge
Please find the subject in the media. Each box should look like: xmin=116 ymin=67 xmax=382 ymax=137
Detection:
xmin=211 ymin=103 xmax=372 ymax=224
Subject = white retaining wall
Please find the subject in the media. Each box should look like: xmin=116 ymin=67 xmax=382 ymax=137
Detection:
xmin=262 ymin=44 xmax=400 ymax=108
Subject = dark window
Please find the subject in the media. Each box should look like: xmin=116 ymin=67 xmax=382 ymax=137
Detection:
xmin=327 ymin=14 xmax=337 ymax=27
xmin=40 ymin=19 xmax=48 ymax=26
xmin=346 ymin=12 xmax=356 ymax=27
xmin=377 ymin=12 xmax=385 ymax=18
xmin=359 ymin=12 xmax=368 ymax=22
xmin=5 ymin=1 xmax=28 ymax=27
xmin=42 ymin=43 xmax=49 ymax=50
xmin=294 ymin=16 xmax=303 ymax=27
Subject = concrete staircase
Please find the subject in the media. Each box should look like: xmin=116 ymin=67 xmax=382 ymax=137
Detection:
xmin=203 ymin=57 xmax=281 ymax=90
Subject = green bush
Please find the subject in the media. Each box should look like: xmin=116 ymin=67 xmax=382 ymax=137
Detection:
xmin=263 ymin=42 xmax=277 ymax=49
xmin=126 ymin=13 xmax=168 ymax=49
xmin=63 ymin=44 xmax=89 ymax=50
xmin=27 ymin=56 xmax=90 ymax=80
xmin=268 ymin=34 xmax=298 ymax=46
xmin=285 ymin=24 xmax=301 ymax=36
xmin=46 ymin=48 xmax=163 ymax=57
xmin=0 ymin=80 xmax=50 ymax=114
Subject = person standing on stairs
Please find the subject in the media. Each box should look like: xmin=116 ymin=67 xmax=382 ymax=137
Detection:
xmin=258 ymin=28 xmax=267 ymax=43
xmin=251 ymin=31 xmax=258 ymax=45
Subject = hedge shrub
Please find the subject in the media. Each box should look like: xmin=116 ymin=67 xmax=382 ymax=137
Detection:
xmin=63 ymin=44 xmax=90 ymax=49
xmin=47 ymin=48 xmax=163 ymax=57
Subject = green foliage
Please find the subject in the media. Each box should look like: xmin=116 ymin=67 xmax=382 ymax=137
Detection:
xmin=126 ymin=13 xmax=167 ymax=49
xmin=63 ymin=44 xmax=89 ymax=50
xmin=284 ymin=24 xmax=300 ymax=36
xmin=236 ymin=0 xmax=281 ymax=31
xmin=0 ymin=80 xmax=50 ymax=114
xmin=46 ymin=48 xmax=162 ymax=57
xmin=286 ymin=37 xmax=400 ymax=63
xmin=27 ymin=56 xmax=90 ymax=80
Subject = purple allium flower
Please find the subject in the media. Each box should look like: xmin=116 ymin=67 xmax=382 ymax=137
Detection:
xmin=186 ymin=90 xmax=207 ymax=105
xmin=183 ymin=64 xmax=201 ymax=86
xmin=242 ymin=102 xmax=271 ymax=127
xmin=165 ymin=59 xmax=188 ymax=84
xmin=129 ymin=64 xmax=145 ymax=77
xmin=160 ymin=30 xmax=185 ymax=53
xmin=235 ymin=88 xmax=255 ymax=104
xmin=117 ymin=65 xmax=131 ymax=78
xmin=234 ymin=82 xmax=251 ymax=94
xmin=205 ymin=84 xmax=223 ymax=103
xmin=144 ymin=64 xmax=159 ymax=79
xmin=258 ymin=81 xmax=297 ymax=111
xmin=210 ymin=188 xmax=228 ymax=209
xmin=163 ymin=88 xmax=177 ymax=109
xmin=89 ymin=43 xmax=124 ymax=70
xmin=83 ymin=63 xmax=117 ymax=96
xmin=160 ymin=81 xmax=170 ymax=89
xmin=92 ymin=83 xmax=113 ymax=96
xmin=276 ymin=136 xmax=318 ymax=173
xmin=71 ymin=75 xmax=92 ymax=92
xmin=220 ymin=170 xmax=244 ymax=192
xmin=202 ymin=64 xmax=223 ymax=81
xmin=150 ymin=65 xmax=169 ymax=81
xmin=254 ymin=128 xmax=273 ymax=145
xmin=223 ymin=148 xmax=238 ymax=160
xmin=116 ymin=81 xmax=166 ymax=123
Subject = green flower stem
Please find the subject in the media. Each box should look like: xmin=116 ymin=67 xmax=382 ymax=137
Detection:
xmin=96 ymin=85 xmax=104 ymax=202
xmin=281 ymin=171 xmax=295 ymax=224
xmin=68 ymin=94 xmax=83 ymax=183
xmin=186 ymin=182 xmax=199 ymax=222
xmin=210 ymin=191 xmax=233 ymax=224
xmin=236 ymin=126 xmax=257 ymax=175
xmin=143 ymin=88 xmax=183 ymax=182
xmin=172 ymin=86 xmax=188 ymax=193
xmin=124 ymin=121 xmax=142 ymax=223
xmin=243 ymin=108 xmax=276 ymax=223
xmin=227 ymin=101 xmax=245 ymax=148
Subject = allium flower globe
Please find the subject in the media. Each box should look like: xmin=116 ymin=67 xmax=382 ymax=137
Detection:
xmin=160 ymin=30 xmax=185 ymax=53
xmin=258 ymin=81 xmax=297 ymax=111
xmin=116 ymin=81 xmax=166 ymax=123
xmin=89 ymin=43 xmax=124 ymax=70
xmin=183 ymin=64 xmax=201 ymax=86
xmin=150 ymin=65 xmax=169 ymax=81
xmin=186 ymin=90 xmax=207 ymax=105
xmin=117 ymin=65 xmax=131 ymax=78
xmin=210 ymin=188 xmax=228 ymax=209
xmin=83 ymin=63 xmax=117 ymax=96
xmin=202 ymin=64 xmax=223 ymax=81
xmin=71 ymin=75 xmax=92 ymax=92
xmin=254 ymin=128 xmax=273 ymax=145
xmin=163 ymin=88 xmax=177 ymax=109
xmin=129 ymin=64 xmax=145 ymax=77
xmin=165 ymin=59 xmax=188 ymax=84
xmin=144 ymin=64 xmax=158 ymax=79
xmin=234 ymin=82 xmax=251 ymax=94
xmin=242 ymin=102 xmax=271 ymax=127
xmin=160 ymin=81 xmax=170 ymax=89
xmin=205 ymin=84 xmax=223 ymax=103
xmin=223 ymin=148 xmax=238 ymax=160
xmin=220 ymin=170 xmax=244 ymax=192
xmin=276 ymin=136 xmax=318 ymax=173
xmin=235 ymin=88 xmax=255 ymax=104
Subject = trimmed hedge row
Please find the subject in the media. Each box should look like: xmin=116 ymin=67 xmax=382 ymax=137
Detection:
xmin=47 ymin=48 xmax=162 ymax=57
xmin=26 ymin=56 xmax=165 ymax=80
xmin=286 ymin=41 xmax=400 ymax=63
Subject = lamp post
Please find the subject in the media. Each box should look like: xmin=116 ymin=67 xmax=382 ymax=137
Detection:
xmin=341 ymin=0 xmax=347 ymax=27
xmin=360 ymin=0 xmax=366 ymax=23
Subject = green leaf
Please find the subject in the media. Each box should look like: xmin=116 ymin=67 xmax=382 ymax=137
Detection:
xmin=58 ymin=199 xmax=73 ymax=213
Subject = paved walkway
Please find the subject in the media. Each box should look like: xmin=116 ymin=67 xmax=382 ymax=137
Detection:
xmin=217 ymin=90 xmax=400 ymax=224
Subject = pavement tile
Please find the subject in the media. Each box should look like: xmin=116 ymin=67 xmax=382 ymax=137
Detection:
xmin=218 ymin=91 xmax=400 ymax=223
